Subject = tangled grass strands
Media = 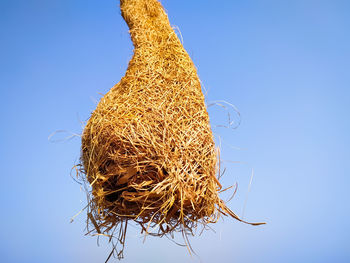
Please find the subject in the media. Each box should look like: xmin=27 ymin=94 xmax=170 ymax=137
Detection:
xmin=78 ymin=0 xmax=265 ymax=260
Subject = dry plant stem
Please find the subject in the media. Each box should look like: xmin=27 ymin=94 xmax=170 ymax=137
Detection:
xmin=79 ymin=0 xmax=264 ymax=259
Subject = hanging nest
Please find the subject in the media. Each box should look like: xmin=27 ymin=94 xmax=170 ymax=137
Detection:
xmin=78 ymin=0 xmax=264 ymax=259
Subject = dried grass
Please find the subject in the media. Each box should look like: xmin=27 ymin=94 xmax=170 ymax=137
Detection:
xmin=78 ymin=0 xmax=264 ymax=259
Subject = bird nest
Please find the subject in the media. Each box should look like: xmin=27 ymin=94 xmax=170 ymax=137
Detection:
xmin=77 ymin=0 xmax=263 ymax=260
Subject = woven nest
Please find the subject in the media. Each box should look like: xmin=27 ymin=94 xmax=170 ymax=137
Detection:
xmin=78 ymin=0 xmax=263 ymax=259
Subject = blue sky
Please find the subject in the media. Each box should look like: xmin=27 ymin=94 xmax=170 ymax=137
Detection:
xmin=1 ymin=0 xmax=349 ymax=262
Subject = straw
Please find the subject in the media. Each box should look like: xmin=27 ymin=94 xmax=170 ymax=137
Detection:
xmin=78 ymin=0 xmax=264 ymax=259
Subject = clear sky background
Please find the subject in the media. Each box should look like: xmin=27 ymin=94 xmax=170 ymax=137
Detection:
xmin=1 ymin=0 xmax=350 ymax=262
